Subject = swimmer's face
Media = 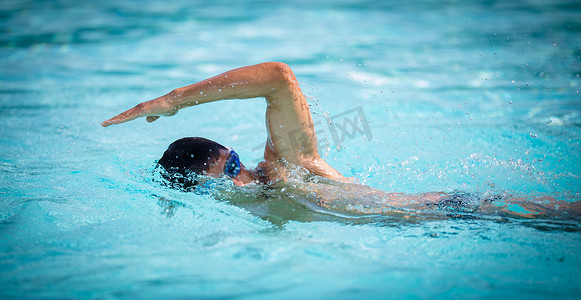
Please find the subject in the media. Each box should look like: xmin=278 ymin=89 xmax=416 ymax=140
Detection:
xmin=206 ymin=148 xmax=254 ymax=186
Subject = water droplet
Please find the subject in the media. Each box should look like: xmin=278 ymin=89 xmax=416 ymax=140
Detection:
xmin=218 ymin=89 xmax=222 ymax=92
xmin=200 ymin=92 xmax=203 ymax=95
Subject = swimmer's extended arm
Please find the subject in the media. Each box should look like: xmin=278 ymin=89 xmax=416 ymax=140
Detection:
xmin=102 ymin=62 xmax=346 ymax=181
xmin=101 ymin=62 xmax=290 ymax=126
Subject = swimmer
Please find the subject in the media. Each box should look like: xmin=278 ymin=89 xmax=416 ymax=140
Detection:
xmin=102 ymin=62 xmax=580 ymax=219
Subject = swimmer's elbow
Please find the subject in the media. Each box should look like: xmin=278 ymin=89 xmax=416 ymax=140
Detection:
xmin=264 ymin=61 xmax=291 ymax=74
xmin=261 ymin=62 xmax=294 ymax=84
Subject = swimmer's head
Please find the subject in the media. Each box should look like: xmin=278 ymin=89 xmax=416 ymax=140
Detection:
xmin=157 ymin=137 xmax=253 ymax=188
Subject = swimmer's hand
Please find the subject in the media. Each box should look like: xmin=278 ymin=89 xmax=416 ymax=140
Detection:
xmin=101 ymin=95 xmax=178 ymax=127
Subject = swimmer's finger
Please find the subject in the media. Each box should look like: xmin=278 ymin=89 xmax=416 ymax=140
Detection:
xmin=146 ymin=116 xmax=160 ymax=122
xmin=101 ymin=98 xmax=175 ymax=127
xmin=101 ymin=106 xmax=144 ymax=127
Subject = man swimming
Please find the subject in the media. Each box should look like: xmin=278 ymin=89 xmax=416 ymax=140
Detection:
xmin=102 ymin=62 xmax=580 ymax=219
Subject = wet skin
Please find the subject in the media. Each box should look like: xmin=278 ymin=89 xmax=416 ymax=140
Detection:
xmin=102 ymin=62 xmax=581 ymax=219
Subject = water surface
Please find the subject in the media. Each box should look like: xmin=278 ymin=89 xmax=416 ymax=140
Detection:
xmin=1 ymin=0 xmax=580 ymax=298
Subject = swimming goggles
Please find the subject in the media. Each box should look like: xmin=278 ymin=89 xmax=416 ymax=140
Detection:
xmin=224 ymin=149 xmax=241 ymax=178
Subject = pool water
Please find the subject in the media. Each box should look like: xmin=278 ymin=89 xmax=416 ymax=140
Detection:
xmin=1 ymin=0 xmax=580 ymax=298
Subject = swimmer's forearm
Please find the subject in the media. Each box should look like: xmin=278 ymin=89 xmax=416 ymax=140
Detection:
xmin=169 ymin=62 xmax=288 ymax=107
xmin=102 ymin=62 xmax=289 ymax=127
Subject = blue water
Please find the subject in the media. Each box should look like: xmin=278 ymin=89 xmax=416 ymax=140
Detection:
xmin=1 ymin=0 xmax=580 ymax=298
